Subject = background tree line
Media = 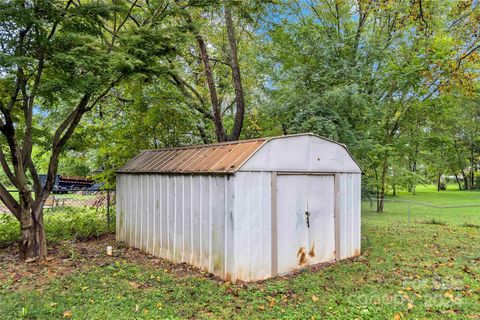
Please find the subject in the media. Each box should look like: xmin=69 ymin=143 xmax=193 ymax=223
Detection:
xmin=0 ymin=0 xmax=479 ymax=259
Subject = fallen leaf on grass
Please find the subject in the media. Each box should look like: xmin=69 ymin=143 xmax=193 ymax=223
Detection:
xmin=407 ymin=302 xmax=414 ymax=310
xmin=63 ymin=310 xmax=72 ymax=318
xmin=311 ymin=295 xmax=319 ymax=302
xmin=444 ymin=291 xmax=455 ymax=301
xmin=393 ymin=313 xmax=401 ymax=320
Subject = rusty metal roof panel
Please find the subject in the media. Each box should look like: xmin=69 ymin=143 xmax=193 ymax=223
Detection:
xmin=118 ymin=139 xmax=267 ymax=174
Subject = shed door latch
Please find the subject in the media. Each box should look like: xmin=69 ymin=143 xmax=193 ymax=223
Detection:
xmin=305 ymin=211 xmax=310 ymax=228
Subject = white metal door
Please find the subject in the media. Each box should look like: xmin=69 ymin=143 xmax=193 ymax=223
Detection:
xmin=306 ymin=175 xmax=335 ymax=264
xmin=276 ymin=174 xmax=335 ymax=275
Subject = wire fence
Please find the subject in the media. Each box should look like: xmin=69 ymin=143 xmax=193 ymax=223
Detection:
xmin=0 ymin=189 xmax=116 ymax=230
xmin=1 ymin=191 xmax=478 ymax=230
xmin=362 ymin=197 xmax=480 ymax=226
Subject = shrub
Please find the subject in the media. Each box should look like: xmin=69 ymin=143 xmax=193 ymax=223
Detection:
xmin=0 ymin=207 xmax=115 ymax=247
xmin=0 ymin=214 xmax=20 ymax=247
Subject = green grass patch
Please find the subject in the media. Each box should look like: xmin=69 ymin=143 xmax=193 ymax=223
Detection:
xmin=0 ymin=187 xmax=479 ymax=319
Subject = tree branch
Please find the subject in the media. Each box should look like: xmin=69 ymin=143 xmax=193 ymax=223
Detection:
xmin=0 ymin=147 xmax=19 ymax=188
xmin=28 ymin=156 xmax=42 ymax=196
xmin=111 ymin=0 xmax=139 ymax=47
xmin=42 ymin=94 xmax=91 ymax=196
xmin=456 ymin=44 xmax=480 ymax=69
xmin=223 ymin=0 xmax=245 ymax=141
xmin=0 ymin=183 xmax=20 ymax=219
xmin=87 ymin=75 xmax=125 ymax=110
xmin=0 ymin=101 xmax=28 ymax=193
xmin=185 ymin=13 xmax=226 ymax=141
xmin=168 ymin=72 xmax=213 ymax=119
xmin=21 ymin=49 xmax=44 ymax=168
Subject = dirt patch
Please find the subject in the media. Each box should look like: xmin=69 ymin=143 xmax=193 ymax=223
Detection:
xmin=0 ymin=234 xmax=215 ymax=291
xmin=1 ymin=237 xmax=365 ymax=290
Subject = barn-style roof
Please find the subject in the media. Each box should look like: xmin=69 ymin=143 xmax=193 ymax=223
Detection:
xmin=118 ymin=133 xmax=362 ymax=174
xmin=118 ymin=138 xmax=267 ymax=174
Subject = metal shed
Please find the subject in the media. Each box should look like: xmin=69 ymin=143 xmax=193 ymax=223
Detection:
xmin=116 ymin=133 xmax=362 ymax=281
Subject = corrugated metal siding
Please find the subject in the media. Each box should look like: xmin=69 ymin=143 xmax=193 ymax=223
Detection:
xmin=233 ymin=172 xmax=272 ymax=281
xmin=117 ymin=174 xmax=362 ymax=282
xmin=118 ymin=140 xmax=266 ymax=174
xmin=116 ymin=173 xmax=235 ymax=279
xmin=116 ymin=174 xmax=125 ymax=242
xmin=337 ymin=173 xmax=361 ymax=259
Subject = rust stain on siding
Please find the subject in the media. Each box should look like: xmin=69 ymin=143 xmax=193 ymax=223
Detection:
xmin=118 ymin=139 xmax=266 ymax=174
xmin=297 ymin=247 xmax=307 ymax=265
xmin=308 ymin=242 xmax=315 ymax=258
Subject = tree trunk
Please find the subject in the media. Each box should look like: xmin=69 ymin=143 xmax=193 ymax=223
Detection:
xmin=437 ymin=172 xmax=442 ymax=191
xmin=460 ymin=169 xmax=470 ymax=190
xmin=377 ymin=188 xmax=385 ymax=213
xmin=186 ymin=16 xmax=226 ymax=142
xmin=197 ymin=124 xmax=210 ymax=144
xmin=377 ymin=159 xmax=388 ymax=212
xmin=452 ymin=170 xmax=462 ymax=190
xmin=408 ymin=147 xmax=418 ymax=193
xmin=19 ymin=200 xmax=47 ymax=260
xmin=470 ymin=147 xmax=475 ymax=188
xmin=223 ymin=0 xmax=245 ymax=141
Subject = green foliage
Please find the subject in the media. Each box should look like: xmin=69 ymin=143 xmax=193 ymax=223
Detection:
xmin=0 ymin=214 xmax=19 ymax=246
xmin=0 ymin=208 xmax=114 ymax=246
xmin=254 ymin=0 xmax=480 ymax=199
xmin=1 ymin=0 xmax=478 ymax=205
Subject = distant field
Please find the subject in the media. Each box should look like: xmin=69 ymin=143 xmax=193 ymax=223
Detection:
xmin=0 ymin=186 xmax=479 ymax=319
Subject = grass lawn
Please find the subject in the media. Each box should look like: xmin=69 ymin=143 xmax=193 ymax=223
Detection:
xmin=0 ymin=186 xmax=479 ymax=319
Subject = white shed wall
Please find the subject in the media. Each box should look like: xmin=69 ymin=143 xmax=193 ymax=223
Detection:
xmin=232 ymin=172 xmax=272 ymax=281
xmin=116 ymin=174 xmax=235 ymax=279
xmin=337 ymin=173 xmax=362 ymax=259
xmin=241 ymin=135 xmax=361 ymax=173
xmin=117 ymin=171 xmax=362 ymax=281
